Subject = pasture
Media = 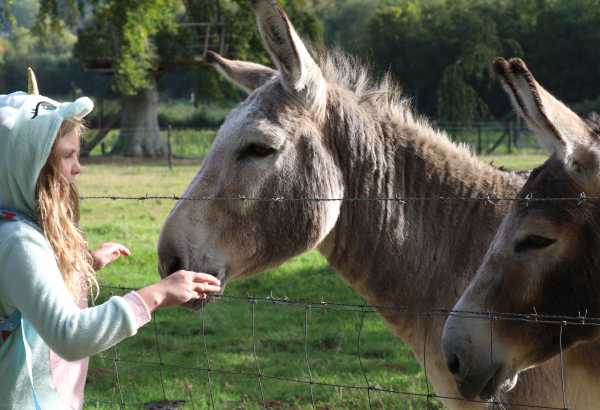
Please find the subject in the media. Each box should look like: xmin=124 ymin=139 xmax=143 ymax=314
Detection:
xmin=81 ymin=154 xmax=542 ymax=409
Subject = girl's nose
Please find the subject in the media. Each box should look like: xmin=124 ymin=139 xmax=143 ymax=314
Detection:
xmin=73 ymin=160 xmax=81 ymax=177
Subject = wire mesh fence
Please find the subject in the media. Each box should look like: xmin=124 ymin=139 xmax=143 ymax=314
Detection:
xmin=85 ymin=287 xmax=587 ymax=410
xmin=77 ymin=192 xmax=597 ymax=410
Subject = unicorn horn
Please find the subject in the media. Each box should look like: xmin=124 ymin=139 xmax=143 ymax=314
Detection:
xmin=27 ymin=67 xmax=39 ymax=95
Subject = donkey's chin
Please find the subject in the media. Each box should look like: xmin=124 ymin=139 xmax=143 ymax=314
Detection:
xmin=479 ymin=366 xmax=519 ymax=402
xmin=458 ymin=364 xmax=518 ymax=402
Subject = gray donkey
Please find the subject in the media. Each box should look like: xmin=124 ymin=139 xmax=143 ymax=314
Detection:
xmin=158 ymin=1 xmax=590 ymax=408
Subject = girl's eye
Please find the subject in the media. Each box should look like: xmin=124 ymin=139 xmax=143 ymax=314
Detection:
xmin=237 ymin=143 xmax=277 ymax=161
xmin=514 ymin=235 xmax=556 ymax=253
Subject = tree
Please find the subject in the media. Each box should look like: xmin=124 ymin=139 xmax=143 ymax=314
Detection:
xmin=34 ymin=0 xmax=322 ymax=157
xmin=69 ymin=0 xmax=181 ymax=157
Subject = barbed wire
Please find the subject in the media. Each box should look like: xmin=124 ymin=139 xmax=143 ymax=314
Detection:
xmin=79 ymin=192 xmax=593 ymax=204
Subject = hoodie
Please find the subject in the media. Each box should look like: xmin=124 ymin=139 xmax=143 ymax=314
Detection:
xmin=0 ymin=91 xmax=151 ymax=409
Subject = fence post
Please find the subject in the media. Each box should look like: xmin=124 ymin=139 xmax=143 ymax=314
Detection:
xmin=167 ymin=124 xmax=173 ymax=171
xmin=477 ymin=123 xmax=482 ymax=155
xmin=507 ymin=121 xmax=513 ymax=154
xmin=100 ymin=142 xmax=105 ymax=156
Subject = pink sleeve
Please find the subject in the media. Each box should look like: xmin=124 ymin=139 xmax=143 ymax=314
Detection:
xmin=123 ymin=291 xmax=152 ymax=328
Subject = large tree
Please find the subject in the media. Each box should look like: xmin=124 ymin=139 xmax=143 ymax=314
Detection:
xmin=32 ymin=0 xmax=321 ymax=157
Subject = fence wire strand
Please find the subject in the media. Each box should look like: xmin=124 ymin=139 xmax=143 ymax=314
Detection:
xmin=79 ymin=193 xmax=600 ymax=204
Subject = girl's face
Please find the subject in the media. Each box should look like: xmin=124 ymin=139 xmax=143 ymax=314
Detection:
xmin=54 ymin=128 xmax=81 ymax=184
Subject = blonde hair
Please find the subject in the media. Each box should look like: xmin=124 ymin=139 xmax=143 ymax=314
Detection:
xmin=35 ymin=119 xmax=98 ymax=302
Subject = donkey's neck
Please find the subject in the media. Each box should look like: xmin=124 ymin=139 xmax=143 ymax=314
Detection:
xmin=318 ymin=103 xmax=523 ymax=336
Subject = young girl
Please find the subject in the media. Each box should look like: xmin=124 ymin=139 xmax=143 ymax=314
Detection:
xmin=0 ymin=70 xmax=221 ymax=409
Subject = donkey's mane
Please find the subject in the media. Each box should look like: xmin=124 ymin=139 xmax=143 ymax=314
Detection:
xmin=316 ymin=48 xmax=415 ymax=124
xmin=314 ymin=48 xmax=514 ymax=177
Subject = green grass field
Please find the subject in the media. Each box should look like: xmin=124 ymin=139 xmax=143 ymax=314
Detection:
xmin=80 ymin=154 xmax=544 ymax=409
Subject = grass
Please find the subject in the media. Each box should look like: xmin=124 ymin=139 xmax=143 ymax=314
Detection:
xmin=80 ymin=153 xmax=542 ymax=409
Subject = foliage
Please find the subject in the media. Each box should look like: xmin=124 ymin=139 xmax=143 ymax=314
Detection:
xmin=37 ymin=0 xmax=322 ymax=98
xmin=68 ymin=0 xmax=181 ymax=95
xmin=329 ymin=0 xmax=600 ymax=121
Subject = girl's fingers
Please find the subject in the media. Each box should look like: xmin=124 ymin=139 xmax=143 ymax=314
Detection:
xmin=119 ymin=246 xmax=131 ymax=256
xmin=195 ymin=284 xmax=222 ymax=294
xmin=192 ymin=272 xmax=221 ymax=285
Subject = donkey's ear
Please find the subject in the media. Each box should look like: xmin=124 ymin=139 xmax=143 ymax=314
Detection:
xmin=494 ymin=58 xmax=593 ymax=157
xmin=251 ymin=0 xmax=326 ymax=111
xmin=204 ymin=51 xmax=277 ymax=94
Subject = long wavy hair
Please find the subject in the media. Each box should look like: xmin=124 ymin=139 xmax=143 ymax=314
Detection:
xmin=35 ymin=119 xmax=97 ymax=303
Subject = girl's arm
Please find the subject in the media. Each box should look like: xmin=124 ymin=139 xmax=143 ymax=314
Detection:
xmin=0 ymin=227 xmax=220 ymax=361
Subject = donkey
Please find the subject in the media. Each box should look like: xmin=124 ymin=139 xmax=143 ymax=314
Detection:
xmin=442 ymin=57 xmax=600 ymax=408
xmin=158 ymin=1 xmax=582 ymax=408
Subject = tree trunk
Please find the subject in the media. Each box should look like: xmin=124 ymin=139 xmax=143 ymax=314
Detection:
xmin=111 ymin=85 xmax=165 ymax=157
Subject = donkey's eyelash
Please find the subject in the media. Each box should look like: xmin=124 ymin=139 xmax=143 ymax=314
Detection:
xmin=237 ymin=143 xmax=277 ymax=161
xmin=514 ymin=235 xmax=556 ymax=253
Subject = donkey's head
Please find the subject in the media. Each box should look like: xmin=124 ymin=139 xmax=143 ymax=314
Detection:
xmin=442 ymin=58 xmax=600 ymax=401
xmin=157 ymin=0 xmax=344 ymax=303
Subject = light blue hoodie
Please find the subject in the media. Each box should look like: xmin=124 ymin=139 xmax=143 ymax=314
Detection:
xmin=0 ymin=90 xmax=150 ymax=409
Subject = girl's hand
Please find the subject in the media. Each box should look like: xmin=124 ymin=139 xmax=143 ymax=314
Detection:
xmin=137 ymin=271 xmax=222 ymax=312
xmin=92 ymin=242 xmax=131 ymax=270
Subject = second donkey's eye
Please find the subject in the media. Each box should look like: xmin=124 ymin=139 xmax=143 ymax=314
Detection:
xmin=238 ymin=143 xmax=277 ymax=161
xmin=514 ymin=235 xmax=556 ymax=253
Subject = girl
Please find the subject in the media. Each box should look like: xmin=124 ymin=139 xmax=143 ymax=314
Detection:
xmin=0 ymin=70 xmax=221 ymax=409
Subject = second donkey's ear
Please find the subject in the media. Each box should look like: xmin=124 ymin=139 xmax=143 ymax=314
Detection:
xmin=495 ymin=58 xmax=600 ymax=184
xmin=494 ymin=58 xmax=593 ymax=155
xmin=204 ymin=51 xmax=277 ymax=94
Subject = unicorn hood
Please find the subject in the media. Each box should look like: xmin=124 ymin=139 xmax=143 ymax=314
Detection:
xmin=0 ymin=69 xmax=94 ymax=219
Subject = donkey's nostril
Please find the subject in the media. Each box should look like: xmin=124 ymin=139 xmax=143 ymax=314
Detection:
xmin=447 ymin=354 xmax=461 ymax=376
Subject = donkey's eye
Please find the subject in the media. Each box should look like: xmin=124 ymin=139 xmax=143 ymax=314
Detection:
xmin=238 ymin=143 xmax=277 ymax=161
xmin=514 ymin=235 xmax=556 ymax=253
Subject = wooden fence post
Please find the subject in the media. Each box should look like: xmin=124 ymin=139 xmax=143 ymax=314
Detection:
xmin=167 ymin=125 xmax=173 ymax=170
xmin=477 ymin=123 xmax=482 ymax=155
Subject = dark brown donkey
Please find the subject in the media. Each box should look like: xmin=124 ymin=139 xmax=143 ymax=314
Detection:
xmin=443 ymin=57 xmax=600 ymax=409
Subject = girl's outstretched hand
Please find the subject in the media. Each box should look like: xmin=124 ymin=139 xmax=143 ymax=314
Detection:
xmin=137 ymin=270 xmax=222 ymax=312
xmin=92 ymin=242 xmax=131 ymax=270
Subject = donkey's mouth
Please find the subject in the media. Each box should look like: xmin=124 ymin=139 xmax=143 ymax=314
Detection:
xmin=183 ymin=272 xmax=228 ymax=311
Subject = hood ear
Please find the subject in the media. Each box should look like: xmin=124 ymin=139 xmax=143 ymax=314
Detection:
xmin=495 ymin=58 xmax=600 ymax=185
xmin=251 ymin=0 xmax=326 ymax=113
xmin=60 ymin=97 xmax=94 ymax=120
xmin=204 ymin=51 xmax=277 ymax=94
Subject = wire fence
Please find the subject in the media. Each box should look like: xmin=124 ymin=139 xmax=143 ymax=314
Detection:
xmin=85 ymin=287 xmax=589 ymax=410
xmin=75 ymin=192 xmax=599 ymax=410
